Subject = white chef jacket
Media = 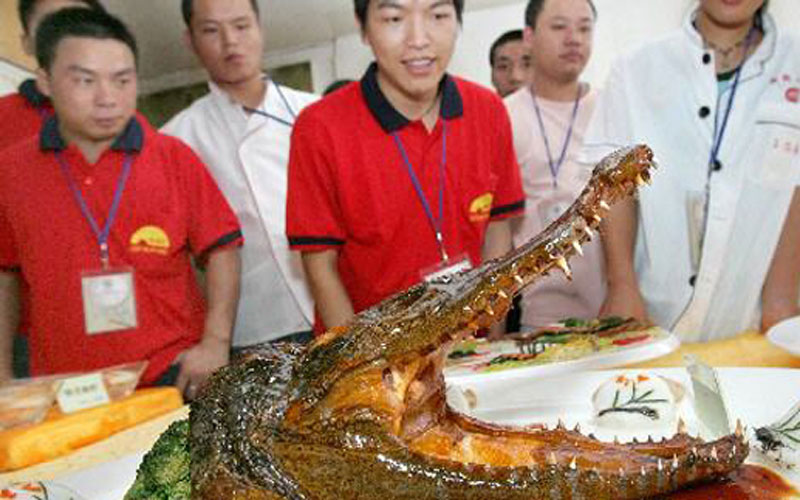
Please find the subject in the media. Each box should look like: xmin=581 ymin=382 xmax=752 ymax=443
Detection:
xmin=163 ymin=80 xmax=317 ymax=346
xmin=582 ymin=12 xmax=800 ymax=341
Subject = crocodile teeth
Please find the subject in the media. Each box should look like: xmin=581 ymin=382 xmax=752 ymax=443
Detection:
xmin=677 ymin=418 xmax=687 ymax=434
xmin=497 ymin=290 xmax=509 ymax=300
xmin=735 ymin=420 xmax=744 ymax=437
xmin=599 ymin=200 xmax=611 ymax=211
xmin=548 ymin=452 xmax=558 ymax=466
xmin=554 ymin=257 xmax=572 ymax=280
xmin=657 ymin=459 xmax=663 ymax=472
xmin=711 ymin=447 xmax=718 ymax=461
xmin=569 ymin=457 xmax=577 ymax=470
xmin=584 ymin=226 xmax=595 ymax=238
xmin=672 ymin=455 xmax=679 ymax=470
xmin=514 ymin=275 xmax=524 ymax=286
xmin=592 ymin=213 xmax=602 ymax=223
xmin=571 ymin=240 xmax=584 ymax=257
xmin=485 ymin=306 xmax=495 ymax=317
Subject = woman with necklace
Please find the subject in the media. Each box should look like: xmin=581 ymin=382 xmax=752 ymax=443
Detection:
xmin=582 ymin=0 xmax=800 ymax=342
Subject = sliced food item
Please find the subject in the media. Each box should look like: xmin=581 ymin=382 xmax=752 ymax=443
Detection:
xmin=592 ymin=373 xmax=683 ymax=430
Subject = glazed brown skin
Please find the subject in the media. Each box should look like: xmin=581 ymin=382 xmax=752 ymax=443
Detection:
xmin=192 ymin=145 xmax=749 ymax=499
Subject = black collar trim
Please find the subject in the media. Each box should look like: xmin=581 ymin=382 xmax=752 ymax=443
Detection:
xmin=360 ymin=62 xmax=464 ymax=133
xmin=40 ymin=116 xmax=145 ymax=152
xmin=18 ymin=79 xmax=50 ymax=108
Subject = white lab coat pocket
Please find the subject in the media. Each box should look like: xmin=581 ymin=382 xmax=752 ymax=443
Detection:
xmin=748 ymin=104 xmax=800 ymax=188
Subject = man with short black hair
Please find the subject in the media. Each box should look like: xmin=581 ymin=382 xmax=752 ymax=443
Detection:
xmin=0 ymin=0 xmax=105 ymax=153
xmin=164 ymin=0 xmax=318 ymax=348
xmin=489 ymin=29 xmax=531 ymax=97
xmin=505 ymin=0 xmax=601 ymax=330
xmin=0 ymin=8 xmax=243 ymax=400
xmin=287 ymin=0 xmax=524 ymax=335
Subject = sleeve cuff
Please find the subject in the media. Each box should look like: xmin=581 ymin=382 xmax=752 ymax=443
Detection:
xmin=490 ymin=199 xmax=525 ymax=219
xmin=196 ymin=230 xmax=243 ymax=264
xmin=288 ymin=236 xmax=345 ymax=251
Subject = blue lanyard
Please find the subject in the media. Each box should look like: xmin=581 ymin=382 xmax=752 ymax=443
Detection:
xmin=392 ymin=122 xmax=449 ymax=263
xmin=242 ymin=82 xmax=297 ymax=127
xmin=707 ymin=32 xmax=753 ymax=170
xmin=56 ymin=152 xmax=135 ymax=268
xmin=531 ymin=83 xmax=583 ymax=189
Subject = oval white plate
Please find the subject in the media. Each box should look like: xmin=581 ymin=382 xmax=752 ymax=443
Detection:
xmin=766 ymin=315 xmax=800 ymax=356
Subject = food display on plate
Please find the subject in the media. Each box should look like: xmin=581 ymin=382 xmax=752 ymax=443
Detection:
xmin=0 ymin=361 xmax=147 ymax=431
xmin=124 ymin=146 xmax=761 ymax=499
xmin=444 ymin=316 xmax=676 ymax=378
xmin=592 ymin=372 xmax=685 ymax=431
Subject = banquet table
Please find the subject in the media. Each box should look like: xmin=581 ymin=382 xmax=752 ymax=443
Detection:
xmin=0 ymin=331 xmax=797 ymax=496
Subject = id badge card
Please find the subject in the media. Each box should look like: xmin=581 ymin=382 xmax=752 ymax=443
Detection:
xmin=686 ymin=191 xmax=706 ymax=275
xmin=421 ymin=254 xmax=472 ymax=283
xmin=81 ymin=267 xmax=138 ymax=334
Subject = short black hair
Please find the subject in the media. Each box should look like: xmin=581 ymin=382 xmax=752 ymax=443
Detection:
xmin=489 ymin=29 xmax=523 ymax=67
xmin=354 ymin=0 xmax=464 ymax=27
xmin=181 ymin=0 xmax=260 ymax=27
xmin=36 ymin=8 xmax=138 ymax=71
xmin=18 ymin=0 xmax=105 ymax=33
xmin=524 ymin=0 xmax=597 ymax=29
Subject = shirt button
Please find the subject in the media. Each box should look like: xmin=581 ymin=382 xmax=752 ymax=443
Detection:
xmin=689 ymin=275 xmax=697 ymax=287
xmin=712 ymin=159 xmax=723 ymax=172
xmin=702 ymin=53 xmax=712 ymax=64
xmin=698 ymin=106 xmax=711 ymax=118
xmin=84 ymin=177 xmax=94 ymax=186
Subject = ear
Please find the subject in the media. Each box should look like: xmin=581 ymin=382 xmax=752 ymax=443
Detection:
xmin=183 ymin=29 xmax=195 ymax=54
xmin=21 ymin=32 xmax=34 ymax=57
xmin=356 ymin=14 xmax=368 ymax=45
xmin=35 ymin=68 xmax=52 ymax=98
xmin=523 ymin=25 xmax=535 ymax=46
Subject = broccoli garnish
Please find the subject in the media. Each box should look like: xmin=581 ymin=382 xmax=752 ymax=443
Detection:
xmin=125 ymin=419 xmax=191 ymax=499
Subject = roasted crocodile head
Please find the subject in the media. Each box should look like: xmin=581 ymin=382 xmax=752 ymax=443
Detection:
xmin=190 ymin=145 xmax=749 ymax=499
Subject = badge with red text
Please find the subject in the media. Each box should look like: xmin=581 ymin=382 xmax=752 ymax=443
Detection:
xmin=80 ymin=267 xmax=138 ymax=334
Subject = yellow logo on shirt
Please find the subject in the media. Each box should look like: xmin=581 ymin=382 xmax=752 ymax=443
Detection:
xmin=469 ymin=193 xmax=494 ymax=223
xmin=130 ymin=226 xmax=171 ymax=255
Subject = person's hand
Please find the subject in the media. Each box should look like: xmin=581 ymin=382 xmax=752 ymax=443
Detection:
xmin=175 ymin=337 xmax=229 ymax=400
xmin=600 ymin=283 xmax=650 ymax=322
xmin=760 ymin=298 xmax=799 ymax=334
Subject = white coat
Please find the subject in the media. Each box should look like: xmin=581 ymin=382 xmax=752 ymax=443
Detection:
xmin=582 ymin=13 xmax=800 ymax=341
xmin=163 ymin=80 xmax=317 ymax=346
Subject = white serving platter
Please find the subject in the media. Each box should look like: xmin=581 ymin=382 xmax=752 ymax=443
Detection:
xmin=445 ymin=328 xmax=680 ymax=384
xmin=767 ymin=315 xmax=800 ymax=357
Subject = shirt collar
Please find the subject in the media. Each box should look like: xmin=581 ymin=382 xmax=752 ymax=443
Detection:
xmin=684 ymin=9 xmax=778 ymax=75
xmin=360 ymin=62 xmax=464 ymax=133
xmin=18 ymin=79 xmax=50 ymax=108
xmin=40 ymin=116 xmax=145 ymax=152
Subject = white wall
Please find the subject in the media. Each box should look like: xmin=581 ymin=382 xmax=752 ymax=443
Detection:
xmin=297 ymin=0 xmax=800 ymax=93
xmin=0 ymin=60 xmax=32 ymax=97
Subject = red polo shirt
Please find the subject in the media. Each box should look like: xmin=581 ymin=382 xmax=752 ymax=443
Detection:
xmin=287 ymin=64 xmax=524 ymax=332
xmin=0 ymin=117 xmax=243 ymax=384
xmin=0 ymin=79 xmax=53 ymax=153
